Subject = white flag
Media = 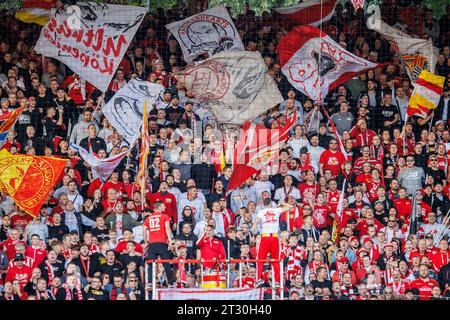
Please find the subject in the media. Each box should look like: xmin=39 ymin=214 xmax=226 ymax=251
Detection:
xmin=366 ymin=4 xmax=438 ymax=75
xmin=166 ymin=5 xmax=244 ymax=63
xmin=70 ymin=143 xmax=128 ymax=182
xmin=35 ymin=2 xmax=146 ymax=92
xmin=177 ymin=51 xmax=283 ymax=126
xmin=102 ymin=79 xmax=164 ymax=145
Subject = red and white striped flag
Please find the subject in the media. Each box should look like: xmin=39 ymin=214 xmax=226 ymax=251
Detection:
xmin=275 ymin=0 xmax=337 ymax=27
xmin=277 ymin=25 xmax=382 ymax=102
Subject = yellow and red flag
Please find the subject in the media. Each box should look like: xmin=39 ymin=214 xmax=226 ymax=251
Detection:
xmin=0 ymin=149 xmax=66 ymax=217
xmin=136 ymin=99 xmax=150 ymax=198
xmin=0 ymin=106 xmax=26 ymax=148
xmin=407 ymin=70 xmax=445 ymax=118
xmin=15 ymin=0 xmax=57 ymax=26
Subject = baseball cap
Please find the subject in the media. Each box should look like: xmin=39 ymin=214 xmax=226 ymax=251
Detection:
xmin=425 ymin=233 xmax=434 ymax=239
xmin=15 ymin=253 xmax=25 ymax=261
xmin=338 ymin=257 xmax=349 ymax=263
xmin=70 ymin=230 xmax=79 ymax=235
xmin=1 ymin=98 xmax=8 ymax=104
xmin=349 ymin=236 xmax=359 ymax=243
xmin=363 ymin=237 xmax=373 ymax=245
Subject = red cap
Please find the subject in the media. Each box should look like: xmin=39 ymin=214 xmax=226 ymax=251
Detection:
xmin=349 ymin=236 xmax=358 ymax=243
xmin=338 ymin=257 xmax=349 ymax=263
xmin=178 ymin=243 xmax=186 ymax=249
xmin=363 ymin=237 xmax=373 ymax=245
xmin=357 ymin=248 xmax=369 ymax=255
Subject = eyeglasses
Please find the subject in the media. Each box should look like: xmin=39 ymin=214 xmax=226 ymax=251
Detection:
xmin=388 ymin=220 xmax=396 ymax=222
xmin=129 ymin=279 xmax=137 ymax=282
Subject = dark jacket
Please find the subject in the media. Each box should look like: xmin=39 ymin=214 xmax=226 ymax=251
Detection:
xmin=79 ymin=136 xmax=107 ymax=154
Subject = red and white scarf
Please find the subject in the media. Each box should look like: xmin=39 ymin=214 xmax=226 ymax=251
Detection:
xmin=340 ymin=284 xmax=355 ymax=299
xmin=64 ymin=283 xmax=83 ymax=300
xmin=44 ymin=260 xmax=54 ymax=286
xmin=286 ymin=246 xmax=306 ymax=281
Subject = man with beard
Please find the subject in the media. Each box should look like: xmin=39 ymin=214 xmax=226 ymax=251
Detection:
xmin=84 ymin=276 xmax=109 ymax=300
xmin=72 ymin=244 xmax=100 ymax=280
xmin=38 ymin=250 xmax=64 ymax=286
xmin=148 ymin=181 xmax=178 ymax=230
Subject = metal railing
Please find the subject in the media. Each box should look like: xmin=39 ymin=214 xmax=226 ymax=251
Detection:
xmin=144 ymin=258 xmax=284 ymax=300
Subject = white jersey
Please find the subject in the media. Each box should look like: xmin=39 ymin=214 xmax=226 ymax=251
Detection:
xmin=257 ymin=207 xmax=283 ymax=234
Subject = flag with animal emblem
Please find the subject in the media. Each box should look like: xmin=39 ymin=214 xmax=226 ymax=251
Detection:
xmin=275 ymin=0 xmax=337 ymax=27
xmin=15 ymin=0 xmax=57 ymax=26
xmin=401 ymin=54 xmax=427 ymax=81
xmin=0 ymin=149 xmax=66 ymax=217
xmin=407 ymin=70 xmax=445 ymax=118
xmin=69 ymin=143 xmax=129 ymax=182
xmin=366 ymin=4 xmax=438 ymax=79
xmin=34 ymin=2 xmax=146 ymax=92
xmin=331 ymin=179 xmax=346 ymax=243
xmin=0 ymin=106 xmax=26 ymax=149
xmin=226 ymin=115 xmax=296 ymax=193
xmin=136 ymin=98 xmax=150 ymax=198
xmin=277 ymin=25 xmax=382 ymax=102
xmin=165 ymin=5 xmax=244 ymax=63
xmin=176 ymin=51 xmax=283 ymax=126
xmin=102 ymin=79 xmax=164 ymax=144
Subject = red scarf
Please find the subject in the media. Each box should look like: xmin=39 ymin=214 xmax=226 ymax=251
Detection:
xmin=36 ymin=290 xmax=50 ymax=300
xmin=111 ymin=285 xmax=127 ymax=300
xmin=64 ymin=283 xmax=83 ymax=300
xmin=45 ymin=260 xmax=54 ymax=286
xmin=340 ymin=284 xmax=355 ymax=298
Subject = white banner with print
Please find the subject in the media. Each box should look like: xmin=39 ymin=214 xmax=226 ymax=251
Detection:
xmin=177 ymin=51 xmax=283 ymax=126
xmin=157 ymin=288 xmax=264 ymax=300
xmin=35 ymin=2 xmax=146 ymax=92
xmin=70 ymin=143 xmax=128 ymax=182
xmin=102 ymin=79 xmax=164 ymax=144
xmin=166 ymin=5 xmax=244 ymax=63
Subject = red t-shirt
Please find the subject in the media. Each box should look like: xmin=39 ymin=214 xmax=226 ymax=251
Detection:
xmin=10 ymin=214 xmax=33 ymax=231
xmin=143 ymin=213 xmax=170 ymax=244
xmin=114 ymin=240 xmax=144 ymax=254
xmin=319 ymin=150 xmax=346 ymax=177
xmin=409 ymin=278 xmax=439 ymax=300
xmin=298 ymin=182 xmax=320 ymax=205
xmin=312 ymin=204 xmax=329 ymax=229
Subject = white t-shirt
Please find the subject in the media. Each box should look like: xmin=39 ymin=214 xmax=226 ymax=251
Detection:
xmin=256 ymin=207 xmax=283 ymax=234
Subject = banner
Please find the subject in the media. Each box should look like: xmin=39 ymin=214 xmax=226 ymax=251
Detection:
xmin=407 ymin=70 xmax=445 ymax=118
xmin=0 ymin=106 xmax=26 ymax=149
xmin=275 ymin=0 xmax=337 ymax=27
xmin=102 ymin=79 xmax=164 ymax=144
xmin=366 ymin=4 xmax=438 ymax=77
xmin=35 ymin=2 xmax=146 ymax=92
xmin=15 ymin=0 xmax=57 ymax=26
xmin=0 ymin=149 xmax=66 ymax=217
xmin=226 ymin=115 xmax=295 ymax=193
xmin=157 ymin=288 xmax=264 ymax=300
xmin=70 ymin=143 xmax=128 ymax=182
xmin=166 ymin=5 xmax=244 ymax=63
xmin=277 ymin=25 xmax=381 ymax=102
xmin=177 ymin=51 xmax=283 ymax=126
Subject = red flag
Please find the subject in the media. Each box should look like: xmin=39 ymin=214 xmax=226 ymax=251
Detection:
xmin=275 ymin=0 xmax=337 ymax=27
xmin=277 ymin=25 xmax=384 ymax=102
xmin=226 ymin=117 xmax=295 ymax=193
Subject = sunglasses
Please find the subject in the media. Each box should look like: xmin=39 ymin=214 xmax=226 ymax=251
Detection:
xmin=389 ymin=220 xmax=396 ymax=222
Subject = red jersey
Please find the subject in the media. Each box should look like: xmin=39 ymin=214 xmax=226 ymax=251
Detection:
xmin=10 ymin=214 xmax=33 ymax=231
xmin=326 ymin=190 xmax=341 ymax=212
xmin=147 ymin=192 xmax=178 ymax=225
xmin=143 ymin=213 xmax=170 ymax=244
xmin=87 ymin=178 xmax=102 ymax=198
xmin=101 ymin=181 xmax=125 ymax=196
xmin=430 ymin=251 xmax=449 ymax=272
xmin=233 ymin=276 xmax=256 ymax=288
xmin=312 ymin=204 xmax=329 ymax=229
xmin=25 ymin=246 xmax=47 ymax=268
xmin=409 ymin=278 xmax=439 ymax=300
xmin=387 ymin=279 xmax=407 ymax=296
xmin=319 ymin=150 xmax=346 ymax=177
xmin=366 ymin=180 xmax=381 ymax=203
xmin=393 ymin=198 xmax=412 ymax=221
xmin=339 ymin=208 xmax=359 ymax=229
xmin=5 ymin=264 xmax=32 ymax=290
xmin=1 ymin=239 xmax=27 ymax=261
xmin=354 ymin=219 xmax=383 ymax=236
xmin=196 ymin=233 xmax=226 ymax=269
xmin=114 ymin=240 xmax=144 ymax=254
xmin=298 ymin=182 xmax=320 ymax=205
xmin=408 ymin=250 xmax=432 ymax=263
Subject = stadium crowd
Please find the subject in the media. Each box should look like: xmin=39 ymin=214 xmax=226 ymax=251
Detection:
xmin=0 ymin=0 xmax=450 ymax=300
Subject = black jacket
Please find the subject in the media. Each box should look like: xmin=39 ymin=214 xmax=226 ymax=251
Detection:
xmin=79 ymin=136 xmax=107 ymax=154
xmin=190 ymin=163 xmax=217 ymax=191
